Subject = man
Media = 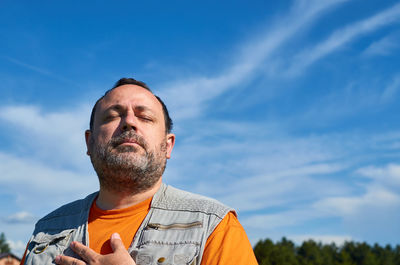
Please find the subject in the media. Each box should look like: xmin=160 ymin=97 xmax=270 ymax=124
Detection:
xmin=22 ymin=78 xmax=258 ymax=265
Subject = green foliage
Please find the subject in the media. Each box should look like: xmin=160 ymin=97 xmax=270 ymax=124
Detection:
xmin=253 ymin=237 xmax=400 ymax=265
xmin=0 ymin=232 xmax=11 ymax=253
xmin=298 ymin=240 xmax=323 ymax=265
xmin=254 ymin=238 xmax=274 ymax=264
xmin=254 ymin=237 xmax=299 ymax=265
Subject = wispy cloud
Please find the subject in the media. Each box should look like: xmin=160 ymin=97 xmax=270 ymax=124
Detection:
xmin=3 ymin=212 xmax=36 ymax=224
xmin=0 ymin=151 xmax=97 ymax=212
xmin=216 ymin=162 xmax=347 ymax=212
xmin=289 ymin=234 xmax=353 ymax=246
xmin=380 ymin=74 xmax=400 ymax=103
xmin=314 ymin=186 xmax=400 ymax=217
xmin=292 ymin=72 xmax=400 ymax=126
xmin=242 ymin=167 xmax=400 ymax=244
xmin=159 ymin=0 xmax=348 ymax=120
xmin=287 ymin=2 xmax=400 ymax=75
xmin=242 ymin=208 xmax=320 ymax=230
xmin=309 ymin=164 xmax=400 ymax=243
xmin=0 ymin=104 xmax=91 ymax=170
xmin=356 ymin=163 xmax=400 ymax=189
xmin=166 ymin=120 xmax=362 ymax=216
xmin=2 ymin=56 xmax=80 ymax=87
xmin=3 ymin=56 xmax=53 ymax=76
xmin=363 ymin=32 xmax=400 ymax=56
xmin=0 ymin=105 xmax=97 ymax=212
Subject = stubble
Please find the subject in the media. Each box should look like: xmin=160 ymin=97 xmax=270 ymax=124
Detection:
xmin=89 ymin=131 xmax=167 ymax=195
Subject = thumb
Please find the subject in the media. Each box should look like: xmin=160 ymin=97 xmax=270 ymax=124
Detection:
xmin=110 ymin=233 xmax=125 ymax=253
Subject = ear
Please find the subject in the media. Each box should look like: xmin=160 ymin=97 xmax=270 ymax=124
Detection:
xmin=165 ymin=133 xmax=175 ymax=159
xmin=85 ymin=130 xmax=92 ymax=156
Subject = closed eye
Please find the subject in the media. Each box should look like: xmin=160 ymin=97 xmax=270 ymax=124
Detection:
xmin=103 ymin=111 xmax=121 ymax=122
xmin=105 ymin=114 xmax=119 ymax=120
xmin=138 ymin=116 xmax=153 ymax=122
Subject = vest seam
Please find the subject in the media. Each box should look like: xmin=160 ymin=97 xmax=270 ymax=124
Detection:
xmin=151 ymin=206 xmax=226 ymax=220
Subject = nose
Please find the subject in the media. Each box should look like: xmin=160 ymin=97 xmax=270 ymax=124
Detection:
xmin=121 ymin=111 xmax=137 ymax=132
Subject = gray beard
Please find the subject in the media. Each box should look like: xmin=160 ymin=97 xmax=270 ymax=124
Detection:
xmin=89 ymin=131 xmax=167 ymax=195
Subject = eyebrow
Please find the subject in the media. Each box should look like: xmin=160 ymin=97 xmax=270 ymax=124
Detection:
xmin=104 ymin=104 xmax=155 ymax=115
xmin=105 ymin=104 xmax=124 ymax=112
xmin=134 ymin=105 xmax=154 ymax=114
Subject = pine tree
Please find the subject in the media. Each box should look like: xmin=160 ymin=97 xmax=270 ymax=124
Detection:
xmin=254 ymin=238 xmax=274 ymax=265
xmin=0 ymin=232 xmax=11 ymax=253
xmin=298 ymin=239 xmax=323 ymax=265
xmin=271 ymin=237 xmax=299 ymax=265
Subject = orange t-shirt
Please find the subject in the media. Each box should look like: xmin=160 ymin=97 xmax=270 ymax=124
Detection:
xmin=21 ymin=197 xmax=258 ymax=265
xmin=88 ymin=196 xmax=152 ymax=254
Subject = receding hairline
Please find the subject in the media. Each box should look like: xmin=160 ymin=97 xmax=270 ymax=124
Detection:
xmin=100 ymin=84 xmax=160 ymax=105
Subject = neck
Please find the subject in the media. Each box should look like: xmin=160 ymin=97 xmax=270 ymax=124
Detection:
xmin=96 ymin=178 xmax=162 ymax=210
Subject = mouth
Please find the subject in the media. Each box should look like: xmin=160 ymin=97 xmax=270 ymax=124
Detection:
xmin=115 ymin=138 xmax=143 ymax=148
xmin=110 ymin=132 xmax=147 ymax=151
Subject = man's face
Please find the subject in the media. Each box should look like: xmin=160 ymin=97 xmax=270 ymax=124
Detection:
xmin=85 ymin=84 xmax=175 ymax=193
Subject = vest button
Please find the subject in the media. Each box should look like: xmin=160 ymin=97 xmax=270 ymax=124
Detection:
xmin=157 ymin=257 xmax=166 ymax=263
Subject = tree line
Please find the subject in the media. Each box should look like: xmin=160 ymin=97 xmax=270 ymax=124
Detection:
xmin=2 ymin=232 xmax=400 ymax=264
xmin=254 ymin=237 xmax=400 ymax=265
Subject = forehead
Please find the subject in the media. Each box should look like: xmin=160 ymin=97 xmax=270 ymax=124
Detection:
xmin=98 ymin=84 xmax=162 ymax=113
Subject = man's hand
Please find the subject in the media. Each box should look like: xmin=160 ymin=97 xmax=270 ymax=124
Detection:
xmin=55 ymin=233 xmax=136 ymax=265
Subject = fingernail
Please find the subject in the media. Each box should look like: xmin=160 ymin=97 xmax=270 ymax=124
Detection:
xmin=55 ymin=255 xmax=61 ymax=263
xmin=111 ymin=233 xmax=121 ymax=240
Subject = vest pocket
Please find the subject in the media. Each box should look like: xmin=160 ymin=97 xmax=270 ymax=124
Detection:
xmin=134 ymin=222 xmax=203 ymax=265
xmin=25 ymin=229 xmax=74 ymax=265
xmin=135 ymin=243 xmax=199 ymax=265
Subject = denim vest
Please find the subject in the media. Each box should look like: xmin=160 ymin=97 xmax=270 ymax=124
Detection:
xmin=24 ymin=184 xmax=233 ymax=265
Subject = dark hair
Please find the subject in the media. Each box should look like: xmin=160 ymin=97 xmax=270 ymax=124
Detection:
xmin=89 ymin=78 xmax=173 ymax=133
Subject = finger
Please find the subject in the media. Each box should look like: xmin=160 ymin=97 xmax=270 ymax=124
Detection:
xmin=70 ymin=241 xmax=98 ymax=263
xmin=55 ymin=255 xmax=86 ymax=265
xmin=110 ymin=233 xmax=126 ymax=253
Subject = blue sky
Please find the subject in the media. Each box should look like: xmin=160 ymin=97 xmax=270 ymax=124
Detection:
xmin=1 ymin=0 xmax=400 ymax=256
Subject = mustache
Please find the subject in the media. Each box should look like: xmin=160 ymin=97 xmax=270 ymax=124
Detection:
xmin=109 ymin=131 xmax=148 ymax=150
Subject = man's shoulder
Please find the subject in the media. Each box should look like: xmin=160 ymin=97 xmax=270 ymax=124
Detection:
xmin=34 ymin=192 xmax=97 ymax=232
xmin=154 ymin=184 xmax=234 ymax=219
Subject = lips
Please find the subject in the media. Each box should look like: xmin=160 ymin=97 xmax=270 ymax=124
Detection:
xmin=111 ymin=132 xmax=147 ymax=151
xmin=120 ymin=138 xmax=140 ymax=146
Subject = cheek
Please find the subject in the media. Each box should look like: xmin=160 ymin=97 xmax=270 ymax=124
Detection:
xmin=97 ymin=125 xmax=117 ymax=140
xmin=89 ymin=134 xmax=110 ymax=150
xmin=148 ymin=133 xmax=164 ymax=146
xmin=152 ymin=135 xmax=169 ymax=154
